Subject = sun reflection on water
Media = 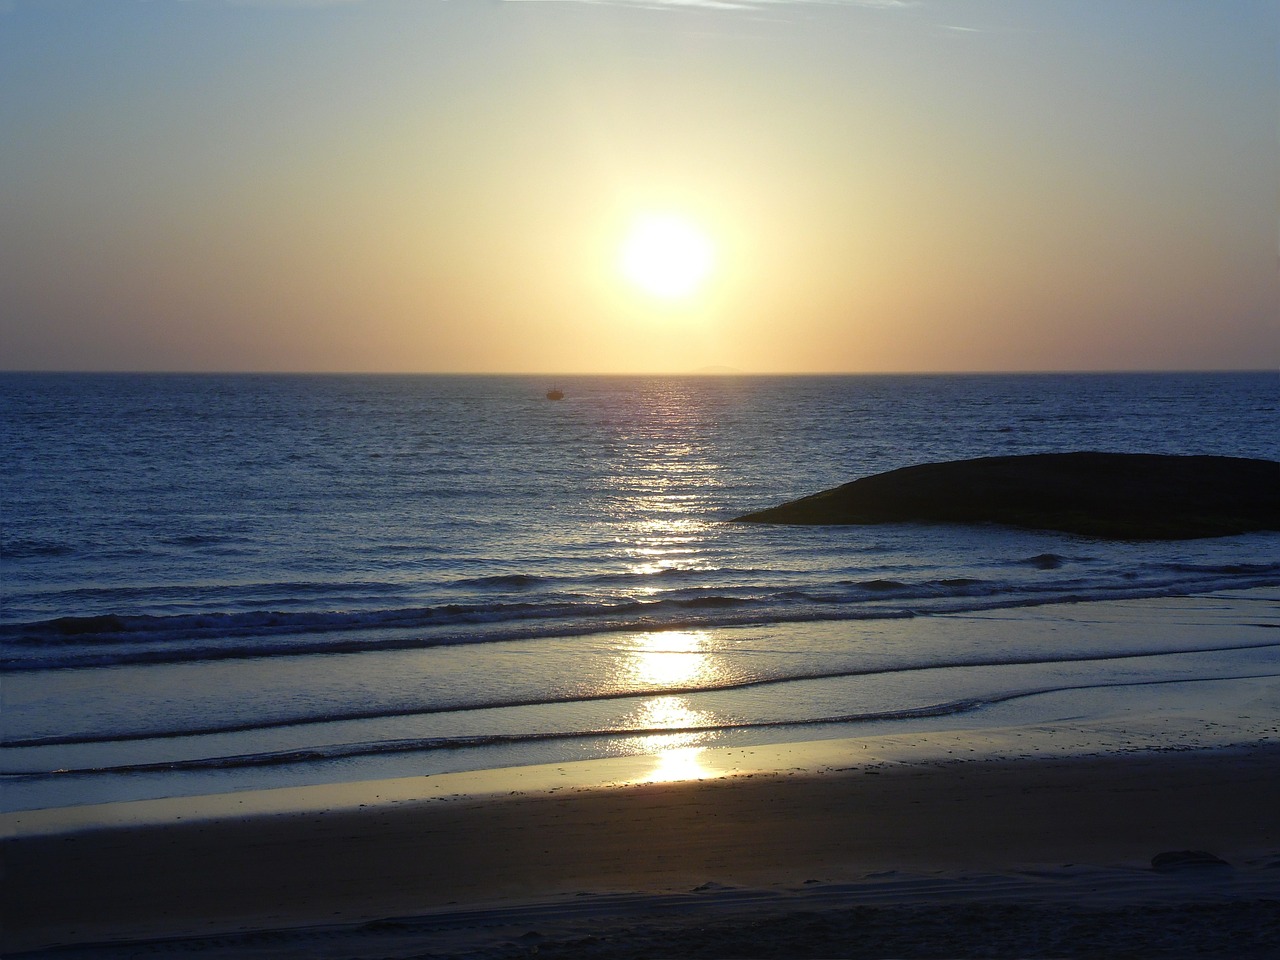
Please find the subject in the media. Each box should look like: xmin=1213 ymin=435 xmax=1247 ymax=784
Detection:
xmin=628 ymin=630 xmax=715 ymax=688
xmin=622 ymin=514 xmax=709 ymax=581
xmin=612 ymin=434 xmax=720 ymax=581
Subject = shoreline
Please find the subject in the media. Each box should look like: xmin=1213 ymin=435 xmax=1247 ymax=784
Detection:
xmin=8 ymin=662 xmax=1280 ymax=837
xmin=6 ymin=586 xmax=1278 ymax=815
xmin=5 ymin=587 xmax=1279 ymax=956
xmin=5 ymin=735 xmax=1279 ymax=956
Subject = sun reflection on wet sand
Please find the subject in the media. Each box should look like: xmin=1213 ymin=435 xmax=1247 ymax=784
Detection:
xmin=624 ymin=695 xmax=722 ymax=783
xmin=645 ymin=745 xmax=714 ymax=783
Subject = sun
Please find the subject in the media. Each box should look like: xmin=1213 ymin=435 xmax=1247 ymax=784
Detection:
xmin=619 ymin=213 xmax=714 ymax=301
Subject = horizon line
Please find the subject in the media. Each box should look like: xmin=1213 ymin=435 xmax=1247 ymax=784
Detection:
xmin=1 ymin=368 xmax=1275 ymax=378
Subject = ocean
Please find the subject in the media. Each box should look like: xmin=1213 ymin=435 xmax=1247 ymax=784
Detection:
xmin=2 ymin=372 xmax=1278 ymax=811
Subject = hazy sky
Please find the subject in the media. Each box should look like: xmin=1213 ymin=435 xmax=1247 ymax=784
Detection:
xmin=2 ymin=0 xmax=1276 ymax=373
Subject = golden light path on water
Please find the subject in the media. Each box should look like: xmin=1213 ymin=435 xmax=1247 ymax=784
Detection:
xmin=625 ymin=520 xmax=703 ymax=580
xmin=627 ymin=631 xmax=717 ymax=687
xmin=609 ymin=431 xmax=734 ymax=782
xmin=615 ymin=433 xmax=722 ymax=583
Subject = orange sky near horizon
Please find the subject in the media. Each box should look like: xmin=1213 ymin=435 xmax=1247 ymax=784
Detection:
xmin=1 ymin=0 xmax=1276 ymax=374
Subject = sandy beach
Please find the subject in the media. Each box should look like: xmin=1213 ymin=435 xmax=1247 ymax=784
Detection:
xmin=6 ymin=726 xmax=1280 ymax=958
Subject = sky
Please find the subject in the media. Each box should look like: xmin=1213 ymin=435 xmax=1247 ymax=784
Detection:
xmin=1 ymin=0 xmax=1276 ymax=374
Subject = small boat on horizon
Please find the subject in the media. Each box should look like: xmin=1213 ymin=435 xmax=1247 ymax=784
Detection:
xmin=545 ymin=387 xmax=564 ymax=401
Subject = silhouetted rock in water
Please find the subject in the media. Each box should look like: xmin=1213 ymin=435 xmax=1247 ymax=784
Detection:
xmin=733 ymin=453 xmax=1280 ymax=540
xmin=1151 ymin=850 xmax=1231 ymax=871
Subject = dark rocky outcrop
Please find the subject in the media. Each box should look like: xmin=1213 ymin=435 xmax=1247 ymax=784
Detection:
xmin=733 ymin=453 xmax=1280 ymax=540
xmin=1151 ymin=850 xmax=1231 ymax=872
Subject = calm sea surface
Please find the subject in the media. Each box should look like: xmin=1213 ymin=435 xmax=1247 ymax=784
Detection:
xmin=2 ymin=372 xmax=1278 ymax=809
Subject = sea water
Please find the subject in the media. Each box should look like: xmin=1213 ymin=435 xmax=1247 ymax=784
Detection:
xmin=2 ymin=372 xmax=1278 ymax=810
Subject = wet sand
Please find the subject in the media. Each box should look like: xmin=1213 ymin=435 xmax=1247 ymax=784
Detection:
xmin=5 ymin=736 xmax=1279 ymax=957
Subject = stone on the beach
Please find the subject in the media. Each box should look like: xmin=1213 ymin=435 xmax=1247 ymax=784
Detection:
xmin=1151 ymin=850 xmax=1231 ymax=871
xmin=733 ymin=453 xmax=1280 ymax=540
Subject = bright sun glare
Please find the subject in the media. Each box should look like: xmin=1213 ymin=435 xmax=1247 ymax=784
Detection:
xmin=620 ymin=213 xmax=714 ymax=301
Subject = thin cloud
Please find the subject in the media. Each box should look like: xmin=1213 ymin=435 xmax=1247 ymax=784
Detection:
xmin=193 ymin=0 xmax=372 ymax=7
xmin=501 ymin=1 xmax=917 ymax=7
xmin=167 ymin=0 xmax=917 ymax=8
